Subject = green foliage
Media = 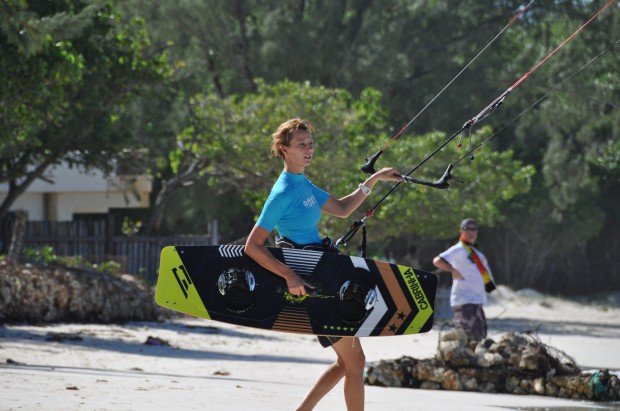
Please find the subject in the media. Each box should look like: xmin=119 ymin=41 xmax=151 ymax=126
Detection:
xmin=121 ymin=216 xmax=143 ymax=236
xmin=590 ymin=138 xmax=620 ymax=175
xmin=251 ymin=0 xmax=536 ymax=131
xmin=22 ymin=245 xmax=123 ymax=275
xmin=23 ymin=246 xmax=57 ymax=265
xmin=96 ymin=260 xmax=123 ymax=275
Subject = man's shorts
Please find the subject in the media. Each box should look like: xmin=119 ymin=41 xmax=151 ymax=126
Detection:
xmin=452 ymin=303 xmax=487 ymax=341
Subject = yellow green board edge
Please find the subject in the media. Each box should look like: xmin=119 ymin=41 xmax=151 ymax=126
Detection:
xmin=397 ymin=265 xmax=434 ymax=334
xmin=155 ymin=246 xmax=211 ymax=319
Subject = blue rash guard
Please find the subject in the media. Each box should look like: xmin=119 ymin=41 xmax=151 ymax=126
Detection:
xmin=256 ymin=171 xmax=331 ymax=245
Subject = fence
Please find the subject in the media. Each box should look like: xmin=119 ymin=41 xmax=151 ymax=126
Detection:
xmin=15 ymin=219 xmax=217 ymax=282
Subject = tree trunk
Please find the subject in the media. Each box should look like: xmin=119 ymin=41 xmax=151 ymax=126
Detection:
xmin=206 ymin=52 xmax=226 ymax=98
xmin=145 ymin=159 xmax=211 ymax=234
xmin=233 ymin=0 xmax=257 ymax=92
xmin=7 ymin=210 xmax=27 ymax=262
xmin=0 ymin=161 xmax=51 ymax=222
xmin=146 ymin=177 xmax=181 ymax=235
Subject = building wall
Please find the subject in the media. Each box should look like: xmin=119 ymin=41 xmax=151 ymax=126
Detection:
xmin=5 ymin=193 xmax=46 ymax=221
xmin=0 ymin=163 xmax=152 ymax=222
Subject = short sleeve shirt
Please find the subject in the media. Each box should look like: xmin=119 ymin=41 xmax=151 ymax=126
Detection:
xmin=439 ymin=242 xmax=491 ymax=306
xmin=256 ymin=171 xmax=330 ymax=245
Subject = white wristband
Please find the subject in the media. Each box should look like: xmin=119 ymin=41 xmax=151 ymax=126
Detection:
xmin=358 ymin=183 xmax=371 ymax=196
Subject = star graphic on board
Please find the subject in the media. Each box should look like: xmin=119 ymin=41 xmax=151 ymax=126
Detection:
xmin=397 ymin=312 xmax=406 ymax=320
xmin=389 ymin=323 xmax=397 ymax=333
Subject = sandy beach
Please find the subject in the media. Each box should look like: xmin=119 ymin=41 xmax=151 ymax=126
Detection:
xmin=1 ymin=286 xmax=620 ymax=410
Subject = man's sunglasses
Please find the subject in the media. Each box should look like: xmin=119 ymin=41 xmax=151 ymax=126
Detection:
xmin=463 ymin=226 xmax=478 ymax=232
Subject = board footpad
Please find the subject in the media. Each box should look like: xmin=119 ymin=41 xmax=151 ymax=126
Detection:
xmin=217 ymin=267 xmax=256 ymax=313
xmin=337 ymin=279 xmax=376 ymax=324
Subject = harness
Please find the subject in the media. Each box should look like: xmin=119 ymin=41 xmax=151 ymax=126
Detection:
xmin=275 ymin=235 xmax=340 ymax=254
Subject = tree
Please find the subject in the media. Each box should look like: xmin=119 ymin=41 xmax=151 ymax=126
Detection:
xmin=0 ymin=0 xmax=167 ymax=221
xmin=121 ymin=0 xmax=258 ymax=98
xmin=483 ymin=3 xmax=620 ymax=293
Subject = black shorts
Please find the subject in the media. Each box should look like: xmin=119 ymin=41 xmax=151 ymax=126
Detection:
xmin=317 ymin=335 xmax=341 ymax=348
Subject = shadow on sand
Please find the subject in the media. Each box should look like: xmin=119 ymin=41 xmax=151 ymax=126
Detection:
xmin=0 ymin=320 xmax=330 ymax=366
xmin=1 ymin=362 xmax=294 ymax=385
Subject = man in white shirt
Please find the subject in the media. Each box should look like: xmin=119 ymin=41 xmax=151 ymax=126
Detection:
xmin=433 ymin=218 xmax=494 ymax=340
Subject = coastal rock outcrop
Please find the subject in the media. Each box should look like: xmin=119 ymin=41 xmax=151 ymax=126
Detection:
xmin=0 ymin=259 xmax=165 ymax=323
xmin=365 ymin=328 xmax=620 ymax=401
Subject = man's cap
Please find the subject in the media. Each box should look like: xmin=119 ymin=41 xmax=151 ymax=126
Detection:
xmin=460 ymin=218 xmax=477 ymax=229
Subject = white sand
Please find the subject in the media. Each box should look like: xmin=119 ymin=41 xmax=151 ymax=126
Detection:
xmin=1 ymin=286 xmax=620 ymax=410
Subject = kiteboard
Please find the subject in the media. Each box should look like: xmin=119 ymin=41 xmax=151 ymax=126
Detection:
xmin=155 ymin=245 xmax=438 ymax=337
